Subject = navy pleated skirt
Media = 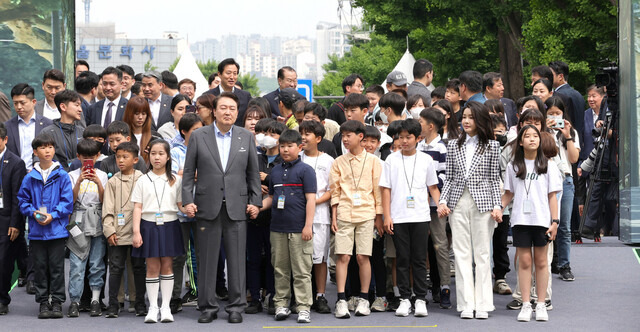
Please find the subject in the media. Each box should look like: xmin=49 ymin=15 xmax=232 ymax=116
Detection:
xmin=132 ymin=219 xmax=185 ymax=258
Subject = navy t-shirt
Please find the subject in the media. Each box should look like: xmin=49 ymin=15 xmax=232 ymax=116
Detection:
xmin=268 ymin=157 xmax=317 ymax=233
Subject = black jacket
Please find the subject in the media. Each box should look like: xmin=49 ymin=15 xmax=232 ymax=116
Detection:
xmin=0 ymin=149 xmax=27 ymax=231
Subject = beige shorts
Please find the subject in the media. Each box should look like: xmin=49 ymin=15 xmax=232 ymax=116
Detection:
xmin=334 ymin=219 xmax=374 ymax=256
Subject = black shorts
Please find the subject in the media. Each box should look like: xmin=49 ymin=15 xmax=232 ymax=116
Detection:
xmin=512 ymin=225 xmax=549 ymax=248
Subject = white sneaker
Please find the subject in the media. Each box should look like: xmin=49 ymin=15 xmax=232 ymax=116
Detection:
xmin=517 ymin=302 xmax=532 ymax=322
xmin=370 ymin=297 xmax=387 ymax=312
xmin=414 ymin=299 xmax=428 ymax=317
xmin=535 ymin=302 xmax=548 ymax=321
xmin=160 ymin=307 xmax=173 ymax=323
xmin=144 ymin=306 xmax=159 ymax=323
xmin=460 ymin=309 xmax=474 ymax=319
xmin=475 ymin=311 xmax=489 ymax=319
xmin=334 ymin=300 xmax=350 ymax=319
xmin=347 ymin=297 xmax=357 ymax=311
xmin=297 ymin=310 xmax=311 ymax=323
xmin=395 ymin=299 xmax=411 ymax=317
xmin=354 ymin=298 xmax=370 ymax=316
xmin=275 ymin=307 xmax=291 ymax=321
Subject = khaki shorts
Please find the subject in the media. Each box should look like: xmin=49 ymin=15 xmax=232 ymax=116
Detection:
xmin=335 ymin=219 xmax=374 ymax=256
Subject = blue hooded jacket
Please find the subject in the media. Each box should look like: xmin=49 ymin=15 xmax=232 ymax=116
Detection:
xmin=18 ymin=162 xmax=74 ymax=240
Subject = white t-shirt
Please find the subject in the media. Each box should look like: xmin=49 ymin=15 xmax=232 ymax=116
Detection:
xmin=379 ymin=151 xmax=439 ymax=223
xmin=504 ymin=159 xmax=563 ymax=228
xmin=69 ymin=168 xmax=109 ymax=206
xmin=554 ymin=129 xmax=580 ymax=175
xmin=300 ymin=151 xmax=334 ymax=225
xmin=132 ymin=172 xmax=183 ymax=222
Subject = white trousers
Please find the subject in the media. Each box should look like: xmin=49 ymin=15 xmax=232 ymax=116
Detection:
xmin=449 ymin=188 xmax=496 ymax=312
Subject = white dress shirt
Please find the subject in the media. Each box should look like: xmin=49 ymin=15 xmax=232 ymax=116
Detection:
xmin=148 ymin=95 xmax=162 ymax=125
xmin=43 ymin=100 xmax=59 ymax=121
xmin=214 ymin=122 xmax=233 ymax=172
xmin=18 ymin=112 xmax=36 ymax=171
xmin=101 ymin=95 xmax=121 ymax=126
xmin=464 ymin=134 xmax=479 ymax=176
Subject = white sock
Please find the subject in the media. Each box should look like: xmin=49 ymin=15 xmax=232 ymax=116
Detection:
xmin=160 ymin=274 xmax=174 ymax=310
xmin=146 ymin=277 xmax=160 ymax=308
xmin=316 ymin=293 xmax=324 ymax=299
xmin=441 ymin=285 xmax=450 ymax=290
xmin=91 ymin=289 xmax=100 ymax=302
xmin=393 ymin=286 xmax=400 ymax=297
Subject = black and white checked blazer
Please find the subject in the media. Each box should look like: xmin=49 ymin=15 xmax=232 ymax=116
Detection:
xmin=440 ymin=138 xmax=501 ymax=213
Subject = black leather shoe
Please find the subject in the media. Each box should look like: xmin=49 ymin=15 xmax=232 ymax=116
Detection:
xmin=38 ymin=302 xmax=51 ymax=319
xmin=228 ymin=311 xmax=242 ymax=323
xmin=26 ymin=280 xmax=36 ymax=295
xmin=245 ymin=300 xmax=262 ymax=314
xmin=0 ymin=303 xmax=8 ymax=315
xmin=198 ymin=311 xmax=217 ymax=323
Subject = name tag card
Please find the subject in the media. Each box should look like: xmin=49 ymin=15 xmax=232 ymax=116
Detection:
xmin=155 ymin=212 xmax=164 ymax=225
xmin=353 ymin=193 xmax=362 ymax=207
xmin=407 ymin=196 xmax=415 ymax=209
xmin=117 ymin=213 xmax=125 ymax=226
xmin=277 ymin=195 xmax=285 ymax=209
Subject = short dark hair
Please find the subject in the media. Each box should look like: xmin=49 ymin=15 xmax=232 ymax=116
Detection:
xmin=267 ymin=121 xmax=287 ymax=135
xmin=298 ymin=120 xmax=325 ymax=138
xmin=482 ymin=72 xmax=501 ymax=91
xmin=255 ymin=118 xmax=275 ymax=133
xmin=490 ymin=113 xmax=507 ymax=130
xmin=116 ymin=65 xmax=135 ymax=77
xmin=171 ymin=94 xmax=192 ymax=110
xmin=77 ymin=138 xmax=101 ymax=157
xmin=364 ymin=125 xmax=381 ymax=141
xmin=341 ymin=74 xmax=364 ymax=94
xmin=235 ymin=81 xmax=244 ymax=89
xmin=277 ymin=66 xmax=296 ymax=80
xmin=340 ymin=120 xmax=366 ymax=136
xmin=431 ymin=86 xmax=446 ymax=99
xmin=0 ymin=123 xmax=7 ymax=138
xmin=532 ymin=78 xmax=553 ymax=92
xmin=485 ymin=99 xmax=505 ymax=115
xmin=101 ymin=66 xmax=123 ymax=81
xmin=131 ymin=82 xmax=142 ymax=95
xmin=445 ymin=79 xmax=461 ymax=92
xmin=208 ymin=72 xmax=219 ymax=85
xmin=343 ymin=93 xmax=369 ymax=110
xmin=115 ymin=141 xmax=139 ymax=156
xmin=293 ymin=100 xmax=309 ymax=115
xmin=379 ymin=92 xmax=406 ymax=116
xmin=75 ymin=60 xmax=89 ymax=70
xmin=413 ymin=59 xmax=433 ymax=79
xmin=386 ymin=119 xmax=404 ymax=138
xmin=43 ymin=69 xmax=65 ymax=84
xmin=213 ymin=91 xmax=239 ymax=109
xmin=179 ymin=113 xmax=204 ymax=139
xmin=75 ymin=71 xmax=100 ymax=94
xmin=420 ymin=107 xmax=445 ymax=131
xmin=178 ymin=78 xmax=196 ymax=91
xmin=134 ymin=73 xmax=143 ymax=82
xmin=548 ymin=60 xmax=569 ymax=79
xmin=11 ymin=83 xmax=35 ymax=99
xmin=459 ymin=70 xmax=482 ymax=93
xmin=531 ymin=65 xmax=554 ymax=83
xmin=399 ymin=119 xmax=422 ymax=138
xmin=54 ymin=90 xmax=81 ymax=111
xmin=365 ymin=85 xmax=384 ymax=97
xmin=303 ymin=102 xmax=328 ymax=121
xmin=83 ymin=124 xmax=107 ymax=140
xmin=278 ymin=129 xmax=302 ymax=145
xmin=218 ymin=58 xmax=240 ymax=74
xmin=407 ymin=94 xmax=429 ymax=109
xmin=32 ymin=132 xmax=56 ymax=150
xmin=161 ymin=70 xmax=178 ymax=89
xmin=107 ymin=120 xmax=131 ymax=137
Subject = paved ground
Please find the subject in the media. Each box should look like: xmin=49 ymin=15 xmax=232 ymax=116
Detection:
xmin=2 ymin=236 xmax=638 ymax=331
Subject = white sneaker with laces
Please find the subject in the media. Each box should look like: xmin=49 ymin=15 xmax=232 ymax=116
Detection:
xmin=354 ymin=298 xmax=370 ymax=316
xmin=395 ymin=299 xmax=411 ymax=317
xmin=475 ymin=311 xmax=489 ymax=319
xmin=334 ymin=300 xmax=350 ymax=319
xmin=144 ymin=306 xmax=159 ymax=323
xmin=297 ymin=310 xmax=311 ymax=323
xmin=160 ymin=307 xmax=173 ymax=323
xmin=517 ymin=302 xmax=532 ymax=322
xmin=275 ymin=307 xmax=291 ymax=321
xmin=414 ymin=299 xmax=428 ymax=317
xmin=460 ymin=309 xmax=474 ymax=319
xmin=535 ymin=302 xmax=548 ymax=321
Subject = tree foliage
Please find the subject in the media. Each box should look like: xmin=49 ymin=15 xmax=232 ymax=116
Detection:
xmin=238 ymin=73 xmax=260 ymax=97
xmin=197 ymin=59 xmax=219 ymax=81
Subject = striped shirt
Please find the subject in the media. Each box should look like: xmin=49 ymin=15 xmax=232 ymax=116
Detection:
xmin=418 ymin=135 xmax=447 ymax=206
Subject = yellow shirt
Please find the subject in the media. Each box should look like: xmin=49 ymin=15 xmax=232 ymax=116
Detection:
xmin=330 ymin=149 xmax=383 ymax=222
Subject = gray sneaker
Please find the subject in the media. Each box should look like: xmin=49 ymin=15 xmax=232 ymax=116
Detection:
xmin=370 ymin=297 xmax=387 ymax=312
xmin=559 ymin=264 xmax=575 ymax=281
xmin=297 ymin=310 xmax=311 ymax=323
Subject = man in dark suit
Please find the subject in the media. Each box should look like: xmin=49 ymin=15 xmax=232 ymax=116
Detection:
xmin=141 ymin=71 xmax=173 ymax=131
xmin=36 ymin=69 xmax=86 ymax=128
xmin=75 ymin=71 xmax=99 ymax=116
xmin=203 ymin=58 xmax=252 ymax=127
xmin=549 ymin=61 xmax=586 ymax=144
xmin=482 ymin=72 xmax=518 ymax=128
xmin=182 ymin=92 xmax=261 ymax=324
xmin=327 ymin=74 xmax=365 ymax=126
xmin=263 ymin=66 xmax=297 ymax=117
xmin=0 ymin=123 xmax=28 ymax=315
xmin=86 ymin=67 xmax=128 ymax=128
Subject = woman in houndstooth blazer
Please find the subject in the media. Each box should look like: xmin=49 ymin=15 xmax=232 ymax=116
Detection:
xmin=438 ymin=101 xmax=502 ymax=319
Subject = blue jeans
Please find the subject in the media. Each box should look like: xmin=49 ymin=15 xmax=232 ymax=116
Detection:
xmin=69 ymin=236 xmax=106 ymax=302
xmin=557 ymin=176 xmax=574 ymax=267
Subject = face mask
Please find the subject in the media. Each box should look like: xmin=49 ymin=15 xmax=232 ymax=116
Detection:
xmin=410 ymin=107 xmax=423 ymax=119
xmin=262 ymin=135 xmax=278 ymax=149
xmin=378 ymin=108 xmax=388 ymax=124
xmin=255 ymin=133 xmax=265 ymax=146
xmin=496 ymin=134 xmax=508 ymax=146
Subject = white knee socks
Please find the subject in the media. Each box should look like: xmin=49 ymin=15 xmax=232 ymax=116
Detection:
xmin=160 ymin=274 xmax=174 ymax=310
xmin=146 ymin=277 xmax=160 ymax=308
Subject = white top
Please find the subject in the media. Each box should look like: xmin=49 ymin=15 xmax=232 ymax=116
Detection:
xmin=43 ymin=100 xmax=60 ymax=121
xmin=18 ymin=112 xmax=36 ymax=171
xmin=554 ymin=130 xmax=580 ymax=175
xmin=300 ymin=151 xmax=334 ymax=225
xmin=504 ymin=159 xmax=563 ymax=228
xmin=158 ymin=122 xmax=179 ymax=140
xmin=464 ymin=134 xmax=479 ymax=176
xmin=69 ymin=168 xmax=109 ymax=206
xmin=148 ymin=96 xmax=162 ymax=125
xmin=101 ymin=96 xmax=121 ymax=126
xmin=379 ymin=151 xmax=439 ymax=223
xmin=134 ymin=133 xmax=143 ymax=155
xmin=132 ymin=172 xmax=183 ymax=222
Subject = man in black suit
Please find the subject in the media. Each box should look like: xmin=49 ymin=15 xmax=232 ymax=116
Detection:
xmin=86 ymin=67 xmax=128 ymax=128
xmin=263 ymin=66 xmax=297 ymax=117
xmin=0 ymin=122 xmax=28 ymax=315
xmin=203 ymin=58 xmax=252 ymax=127
xmin=327 ymin=74 xmax=365 ymax=126
xmin=549 ymin=61 xmax=586 ymax=143
xmin=75 ymin=71 xmax=99 ymax=116
xmin=141 ymin=71 xmax=173 ymax=131
xmin=482 ymin=72 xmax=518 ymax=128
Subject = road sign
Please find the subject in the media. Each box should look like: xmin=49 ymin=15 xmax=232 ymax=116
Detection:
xmin=297 ymin=79 xmax=313 ymax=102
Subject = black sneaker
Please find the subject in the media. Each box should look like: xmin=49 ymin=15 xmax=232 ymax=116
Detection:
xmin=181 ymin=292 xmax=198 ymax=307
xmin=387 ymin=296 xmax=400 ymax=312
xmin=90 ymin=300 xmax=102 ymax=317
xmin=314 ymin=295 xmax=331 ymax=314
xmin=506 ymin=299 xmax=523 ymax=310
xmin=38 ymin=302 xmax=52 ymax=319
xmin=67 ymin=302 xmax=80 ymax=318
xmin=245 ymin=300 xmax=263 ymax=314
xmin=216 ymin=287 xmax=229 ymax=301
xmin=26 ymin=280 xmax=36 ymax=295
xmin=559 ymin=264 xmax=575 ymax=281
xmin=105 ymin=304 xmax=119 ymax=318
xmin=439 ymin=288 xmax=451 ymax=309
xmin=169 ymin=298 xmax=182 ymax=314
xmin=134 ymin=302 xmax=148 ymax=316
xmin=78 ymin=300 xmax=91 ymax=312
xmin=432 ymin=289 xmax=441 ymax=303
xmin=51 ymin=302 xmax=63 ymax=319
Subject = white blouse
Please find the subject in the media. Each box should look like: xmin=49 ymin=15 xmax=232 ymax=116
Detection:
xmin=132 ymin=172 xmax=183 ymax=222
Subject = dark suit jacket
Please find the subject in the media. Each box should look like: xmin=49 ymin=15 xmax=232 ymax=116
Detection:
xmin=500 ymin=98 xmax=518 ymax=128
xmin=203 ymin=87 xmax=252 ymax=127
xmin=579 ymin=108 xmax=598 ymax=167
xmin=263 ymin=89 xmax=281 ymax=117
xmin=4 ymin=114 xmax=53 ymax=160
xmin=0 ymin=149 xmax=27 ymax=231
xmin=86 ymin=97 xmax=128 ymax=127
xmin=147 ymin=94 xmax=174 ymax=131
xmin=555 ymin=84 xmax=585 ymax=144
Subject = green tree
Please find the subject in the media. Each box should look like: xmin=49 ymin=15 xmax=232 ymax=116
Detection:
xmin=144 ymin=60 xmax=157 ymax=72
xmin=238 ymin=73 xmax=260 ymax=96
xmin=197 ymin=59 xmax=219 ymax=81
xmin=168 ymin=56 xmax=180 ymax=72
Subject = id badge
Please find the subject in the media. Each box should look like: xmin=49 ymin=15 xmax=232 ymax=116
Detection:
xmin=523 ymin=200 xmax=533 ymax=214
xmin=69 ymin=225 xmax=83 ymax=238
xmin=155 ymin=212 xmax=164 ymax=225
xmin=407 ymin=196 xmax=415 ymax=209
xmin=0 ymin=191 xmax=4 ymax=209
xmin=117 ymin=213 xmax=125 ymax=226
xmin=353 ymin=193 xmax=362 ymax=207
xmin=75 ymin=211 xmax=84 ymax=224
xmin=277 ymin=195 xmax=285 ymax=209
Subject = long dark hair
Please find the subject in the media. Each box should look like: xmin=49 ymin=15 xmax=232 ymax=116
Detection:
xmin=512 ymin=125 xmax=548 ymax=180
xmin=544 ymin=95 xmax=575 ymax=148
xmin=146 ymin=139 xmax=176 ymax=186
xmin=457 ymin=101 xmax=493 ymax=154
xmin=433 ymin=99 xmax=460 ymax=140
xmin=123 ymin=96 xmax=152 ymax=163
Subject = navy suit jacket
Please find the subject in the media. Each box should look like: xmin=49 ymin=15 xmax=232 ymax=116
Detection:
xmin=263 ymin=89 xmax=281 ymax=117
xmin=579 ymin=108 xmax=598 ymax=167
xmin=86 ymin=97 xmax=128 ymax=127
xmin=500 ymin=98 xmax=518 ymax=128
xmin=4 ymin=114 xmax=52 ymax=159
xmin=0 ymin=149 xmax=27 ymax=231
xmin=146 ymin=94 xmax=174 ymax=131
xmin=555 ymin=84 xmax=585 ymax=145
xmin=203 ymin=86 xmax=252 ymax=127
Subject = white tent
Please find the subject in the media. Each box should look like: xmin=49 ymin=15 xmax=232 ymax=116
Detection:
xmin=381 ymin=49 xmax=435 ymax=92
xmin=172 ymin=47 xmax=209 ymax=99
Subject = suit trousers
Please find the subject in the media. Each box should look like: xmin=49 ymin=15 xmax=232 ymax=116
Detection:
xmin=0 ymin=232 xmax=17 ymax=305
xmin=172 ymin=221 xmax=199 ymax=300
xmin=492 ymin=214 xmax=511 ymax=280
xmin=196 ymin=204 xmax=247 ymax=314
xmin=449 ymin=188 xmax=495 ymax=312
xmin=429 ymin=210 xmax=451 ymax=286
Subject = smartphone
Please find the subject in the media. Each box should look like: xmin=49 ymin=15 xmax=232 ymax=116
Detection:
xmin=185 ymin=105 xmax=197 ymax=113
xmin=82 ymin=159 xmax=94 ymax=173
xmin=546 ymin=232 xmax=552 ymax=243
xmin=549 ymin=116 xmax=565 ymax=129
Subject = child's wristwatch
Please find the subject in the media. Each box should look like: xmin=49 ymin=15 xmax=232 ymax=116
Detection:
xmin=552 ymin=219 xmax=560 ymax=224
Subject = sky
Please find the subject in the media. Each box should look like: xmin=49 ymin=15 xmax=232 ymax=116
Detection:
xmin=76 ymin=0 xmax=361 ymax=41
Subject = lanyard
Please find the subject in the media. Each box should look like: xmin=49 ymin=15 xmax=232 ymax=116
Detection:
xmin=58 ymin=124 xmax=79 ymax=164
xmin=524 ymin=172 xmax=536 ymax=199
xmin=401 ymin=152 xmax=417 ymax=195
xmin=147 ymin=173 xmax=166 ymax=212
xmin=119 ymin=173 xmax=135 ymax=212
xmin=349 ymin=152 xmax=368 ymax=193
xmin=0 ymin=152 xmax=5 ymax=189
